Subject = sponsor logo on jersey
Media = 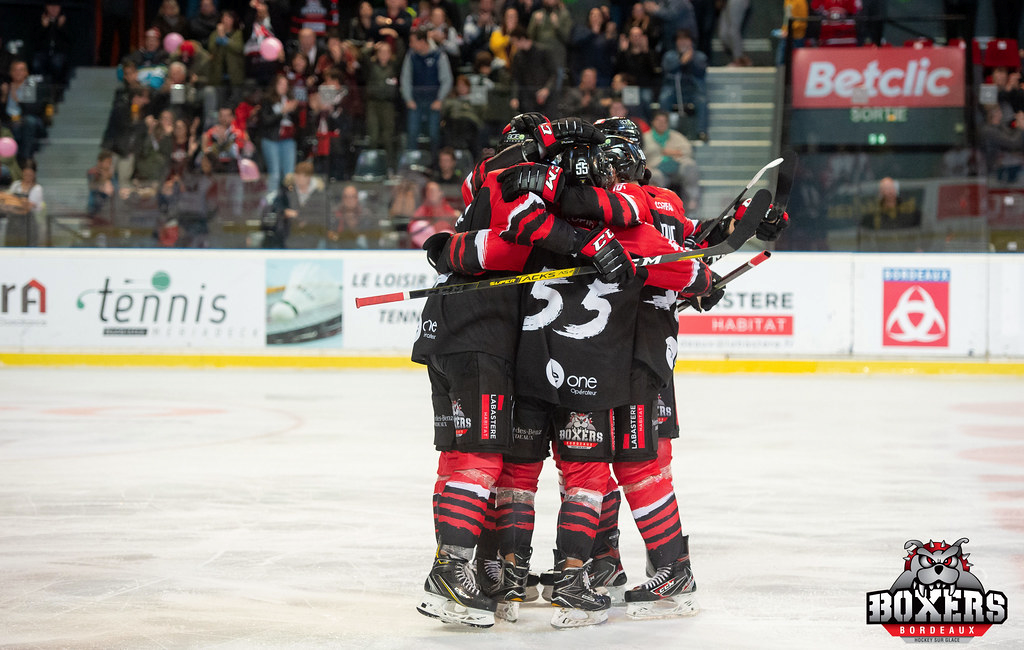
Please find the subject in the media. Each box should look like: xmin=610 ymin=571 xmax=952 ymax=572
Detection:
xmin=559 ymin=412 xmax=602 ymax=449
xmin=656 ymin=394 xmax=672 ymax=425
xmin=420 ymin=319 xmax=437 ymax=340
xmin=654 ymin=200 xmax=675 ymax=212
xmin=513 ymin=425 xmax=544 ymax=442
xmin=480 ymin=393 xmax=504 ymax=440
xmin=547 ymin=359 xmax=599 ymax=396
xmin=452 ymin=399 xmax=472 ymax=437
xmin=866 ymin=538 xmax=1008 ymax=640
xmin=624 ymin=404 xmax=645 ymax=450
xmin=882 ymin=267 xmax=950 ymax=347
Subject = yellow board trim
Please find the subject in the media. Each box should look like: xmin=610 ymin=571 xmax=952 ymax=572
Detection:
xmin=1 ymin=353 xmax=1022 ymax=375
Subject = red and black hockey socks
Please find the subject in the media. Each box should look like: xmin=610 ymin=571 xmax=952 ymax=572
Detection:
xmin=555 ymin=461 xmax=609 ymax=561
xmin=494 ymin=461 xmax=542 ymax=557
xmin=435 ymin=451 xmax=502 ymax=552
xmin=616 ymin=458 xmax=685 ymax=568
xmin=592 ymin=486 xmax=622 ymax=560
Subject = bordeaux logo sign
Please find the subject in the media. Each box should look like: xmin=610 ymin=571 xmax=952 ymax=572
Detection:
xmin=866 ymin=538 xmax=1007 ymax=641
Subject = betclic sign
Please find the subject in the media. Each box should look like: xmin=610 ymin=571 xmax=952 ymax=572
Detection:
xmin=792 ymin=47 xmax=965 ymax=109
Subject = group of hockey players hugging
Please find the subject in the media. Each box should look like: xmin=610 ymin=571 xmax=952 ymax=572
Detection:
xmin=411 ymin=112 xmax=787 ymax=629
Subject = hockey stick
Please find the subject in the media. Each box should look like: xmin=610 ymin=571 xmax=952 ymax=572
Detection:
xmin=678 ymin=250 xmax=771 ymax=311
xmin=765 ymin=150 xmax=796 ymax=227
xmin=691 ymin=155 xmax=785 ymax=245
xmin=354 ymin=189 xmax=772 ymax=308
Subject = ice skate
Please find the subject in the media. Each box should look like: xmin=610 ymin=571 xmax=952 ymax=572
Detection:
xmin=539 ymin=549 xmax=563 ymax=602
xmin=589 ymin=530 xmax=628 ymax=603
xmin=549 ymin=560 xmax=611 ymax=629
xmin=417 ymin=552 xmax=497 ymax=628
xmin=624 ymin=557 xmax=699 ymax=620
xmin=491 ymin=550 xmax=531 ymax=622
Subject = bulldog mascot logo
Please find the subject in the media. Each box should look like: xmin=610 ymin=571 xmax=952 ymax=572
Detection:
xmin=867 ymin=538 xmax=1008 ymax=641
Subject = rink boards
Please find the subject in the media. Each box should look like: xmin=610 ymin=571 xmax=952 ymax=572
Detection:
xmin=0 ymin=248 xmax=1022 ymax=370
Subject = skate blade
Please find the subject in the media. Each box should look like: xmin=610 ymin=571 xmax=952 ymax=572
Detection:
xmin=495 ymin=600 xmax=520 ymax=622
xmin=626 ymin=594 xmax=700 ymax=620
xmin=551 ymin=606 xmax=609 ymax=629
xmin=417 ymin=592 xmax=495 ymax=628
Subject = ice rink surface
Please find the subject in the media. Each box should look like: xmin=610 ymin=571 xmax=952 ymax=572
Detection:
xmin=1 ymin=366 xmax=1022 ymax=649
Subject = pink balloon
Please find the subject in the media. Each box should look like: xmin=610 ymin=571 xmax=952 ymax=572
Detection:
xmin=0 ymin=137 xmax=17 ymax=159
xmin=238 ymin=158 xmax=260 ymax=182
xmin=259 ymin=36 xmax=283 ymax=61
xmin=163 ymin=32 xmax=184 ymax=54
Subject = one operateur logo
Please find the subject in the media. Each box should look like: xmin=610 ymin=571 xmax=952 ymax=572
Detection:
xmin=866 ymin=538 xmax=1008 ymax=641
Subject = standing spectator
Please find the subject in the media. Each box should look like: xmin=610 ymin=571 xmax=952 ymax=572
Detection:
xmin=330 ymin=183 xmax=373 ymax=248
xmin=130 ymin=28 xmax=171 ymax=87
xmin=173 ymin=153 xmax=219 ymax=247
xmin=559 ymin=67 xmax=608 ymax=123
xmin=202 ymin=105 xmax=251 ymax=171
xmin=188 ymin=0 xmax=221 ymax=43
xmin=401 ymin=28 xmax=453 ymax=161
xmin=33 ymin=3 xmax=72 ymax=91
xmin=2 ymin=159 xmax=43 ymax=246
xmin=289 ymin=0 xmax=337 ymax=39
xmin=658 ymin=29 xmax=708 ymax=142
xmin=616 ymin=25 xmax=659 ymax=116
xmin=87 ymin=151 xmax=117 ymax=226
xmin=154 ymin=0 xmax=189 ymax=40
xmin=643 ymin=0 xmax=698 ymax=55
xmin=860 ymin=177 xmax=921 ymax=231
xmin=2 ymin=61 xmax=47 ymax=162
xmin=363 ymin=40 xmax=401 ymax=167
xmin=490 ymin=7 xmax=519 ymax=67
xmin=373 ymin=0 xmax=415 ymax=53
xmin=462 ymin=0 xmax=498 ymax=62
xmin=243 ymin=0 xmax=287 ymax=86
xmin=308 ymin=68 xmax=348 ymax=179
xmin=102 ymin=85 xmax=150 ymax=183
xmin=256 ymin=73 xmax=300 ymax=191
xmin=469 ymin=50 xmax=512 ymax=148
xmin=441 ymin=75 xmax=483 ymax=151
xmin=293 ymin=28 xmax=321 ymax=71
xmin=811 ymin=0 xmax=861 ymax=47
xmin=98 ymin=0 xmax=133 ymax=66
xmin=432 ymin=146 xmax=463 ymax=205
xmin=643 ymin=110 xmax=701 ymax=212
xmin=623 ymin=2 xmax=661 ymax=52
xmin=133 ymin=111 xmax=173 ymax=182
xmin=527 ymin=0 xmax=572 ymax=96
xmin=168 ymin=117 xmax=200 ymax=177
xmin=691 ymin=0 xmax=719 ymax=59
xmin=208 ymin=10 xmax=245 ymax=101
xmin=425 ymin=7 xmax=464 ymax=70
xmin=979 ymin=103 xmax=1024 ymax=182
xmin=348 ymin=2 xmax=376 ymax=44
xmin=508 ymin=27 xmax=557 ymax=114
xmin=280 ymin=160 xmax=328 ymax=247
xmin=570 ymin=7 xmax=616 ymax=87
xmin=719 ymin=0 xmax=751 ymax=66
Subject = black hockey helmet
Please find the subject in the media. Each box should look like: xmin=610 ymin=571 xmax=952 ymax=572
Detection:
xmin=600 ymin=135 xmax=646 ymax=183
xmin=594 ymin=117 xmax=642 ymax=146
xmin=555 ymin=142 xmax=613 ymax=188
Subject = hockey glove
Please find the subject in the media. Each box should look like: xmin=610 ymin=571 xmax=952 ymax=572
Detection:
xmin=422 ymin=231 xmax=453 ymax=274
xmin=508 ymin=112 xmax=550 ymax=136
xmin=682 ymin=270 xmax=724 ymax=312
xmin=574 ymin=226 xmax=636 ymax=284
xmin=734 ymin=196 xmax=790 ymax=242
xmin=498 ymin=162 xmax=565 ymax=203
xmin=538 ymin=117 xmax=606 ymax=157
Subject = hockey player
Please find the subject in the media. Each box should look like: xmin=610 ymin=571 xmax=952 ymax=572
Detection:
xmin=411 ymin=140 xmax=635 ymax=628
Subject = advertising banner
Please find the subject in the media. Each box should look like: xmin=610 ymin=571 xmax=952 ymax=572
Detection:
xmin=988 ymin=257 xmax=1024 ymax=357
xmin=851 ymin=255 xmax=988 ymax=357
xmin=342 ymin=251 xmax=434 ymax=351
xmin=0 ymin=251 xmax=265 ymax=349
xmin=677 ymin=253 xmax=853 ymax=356
xmin=791 ymin=47 xmax=965 ymax=109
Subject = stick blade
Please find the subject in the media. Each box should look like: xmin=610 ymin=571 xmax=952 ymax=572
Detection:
xmin=726 ymin=188 xmax=772 ymax=249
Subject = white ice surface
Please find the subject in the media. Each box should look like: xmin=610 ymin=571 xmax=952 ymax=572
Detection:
xmin=0 ymin=367 xmax=1022 ymax=649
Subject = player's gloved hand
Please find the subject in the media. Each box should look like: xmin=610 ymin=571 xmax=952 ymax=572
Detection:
xmin=573 ymin=226 xmax=636 ymax=284
xmin=683 ymin=270 xmax=724 ymax=312
xmin=734 ymin=196 xmax=790 ymax=242
xmin=537 ymin=117 xmax=605 ymax=157
xmin=422 ymin=231 xmax=452 ymax=274
xmin=640 ymin=167 xmax=653 ymax=186
xmin=498 ymin=162 xmax=564 ymax=203
xmin=509 ymin=112 xmax=550 ymax=136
